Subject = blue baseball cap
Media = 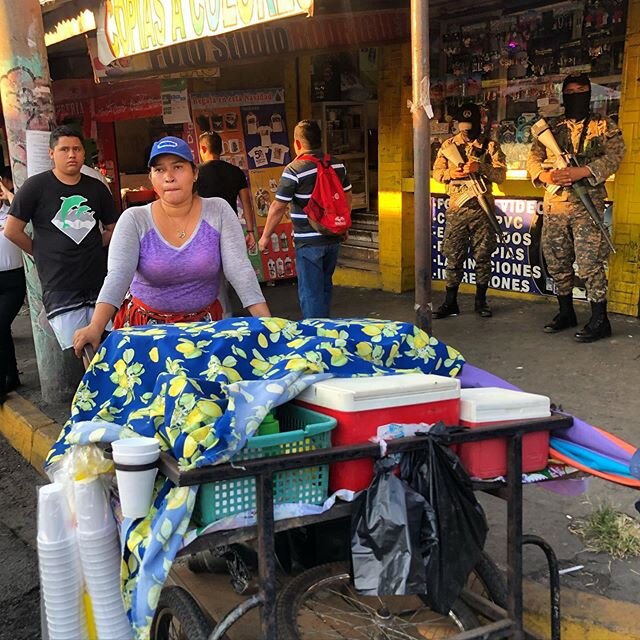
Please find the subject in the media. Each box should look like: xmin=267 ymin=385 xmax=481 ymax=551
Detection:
xmin=148 ymin=136 xmax=194 ymax=167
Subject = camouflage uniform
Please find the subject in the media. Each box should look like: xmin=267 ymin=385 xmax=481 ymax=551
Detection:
xmin=433 ymin=133 xmax=507 ymax=287
xmin=527 ymin=115 xmax=625 ymax=302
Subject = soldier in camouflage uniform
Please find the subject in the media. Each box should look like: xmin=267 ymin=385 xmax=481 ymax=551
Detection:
xmin=432 ymin=103 xmax=507 ymax=318
xmin=527 ymin=74 xmax=625 ymax=342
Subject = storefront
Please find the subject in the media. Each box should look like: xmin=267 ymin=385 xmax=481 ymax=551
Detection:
xmin=426 ymin=0 xmax=626 ymax=302
xmin=43 ymin=0 xmax=640 ymax=315
xmin=49 ymin=3 xmax=410 ymax=286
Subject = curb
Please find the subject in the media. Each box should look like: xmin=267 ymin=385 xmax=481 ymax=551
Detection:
xmin=2 ymin=393 xmax=640 ymax=638
xmin=524 ymin=579 xmax=640 ymax=639
xmin=0 ymin=392 xmax=61 ymax=476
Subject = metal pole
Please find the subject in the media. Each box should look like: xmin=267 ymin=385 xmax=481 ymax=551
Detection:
xmin=256 ymin=473 xmax=277 ymax=639
xmin=411 ymin=0 xmax=432 ymax=333
xmin=507 ymin=433 xmax=525 ymax=640
xmin=0 ymin=1 xmax=78 ymax=404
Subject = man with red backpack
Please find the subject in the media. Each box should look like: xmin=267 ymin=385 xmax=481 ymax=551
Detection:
xmin=259 ymin=120 xmax=352 ymax=318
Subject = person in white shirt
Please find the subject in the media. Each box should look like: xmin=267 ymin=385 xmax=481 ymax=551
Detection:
xmin=0 ymin=167 xmax=25 ymax=402
xmin=80 ymin=164 xmax=110 ymax=186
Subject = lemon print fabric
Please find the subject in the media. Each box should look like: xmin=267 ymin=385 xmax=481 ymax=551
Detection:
xmin=45 ymin=317 xmax=464 ymax=639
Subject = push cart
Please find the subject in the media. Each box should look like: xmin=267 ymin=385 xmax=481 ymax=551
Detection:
xmin=154 ymin=413 xmax=572 ymax=640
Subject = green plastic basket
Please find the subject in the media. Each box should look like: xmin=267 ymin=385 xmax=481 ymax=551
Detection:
xmin=192 ymin=404 xmax=336 ymax=527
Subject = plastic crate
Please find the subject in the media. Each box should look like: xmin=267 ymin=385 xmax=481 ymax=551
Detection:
xmin=192 ymin=404 xmax=336 ymax=527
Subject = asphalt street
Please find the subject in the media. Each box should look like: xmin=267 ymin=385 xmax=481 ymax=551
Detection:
xmin=2 ymin=283 xmax=640 ymax=639
xmin=0 ymin=432 xmax=43 ymax=640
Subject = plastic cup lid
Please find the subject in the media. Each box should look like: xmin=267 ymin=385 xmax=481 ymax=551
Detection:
xmin=112 ymin=437 xmax=159 ymax=454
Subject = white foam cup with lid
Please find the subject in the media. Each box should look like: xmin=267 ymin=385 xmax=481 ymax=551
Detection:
xmin=111 ymin=437 xmax=160 ymax=519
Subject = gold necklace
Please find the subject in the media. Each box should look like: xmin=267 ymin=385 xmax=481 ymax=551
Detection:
xmin=159 ymin=203 xmax=193 ymax=239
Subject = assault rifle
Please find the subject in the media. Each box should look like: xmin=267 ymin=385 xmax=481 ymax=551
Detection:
xmin=530 ymin=118 xmax=616 ymax=254
xmin=440 ymin=143 xmax=515 ymax=259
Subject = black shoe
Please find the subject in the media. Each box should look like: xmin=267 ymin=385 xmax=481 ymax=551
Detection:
xmin=544 ymin=295 xmax=577 ymax=333
xmin=474 ymin=283 xmax=492 ymax=317
xmin=474 ymin=300 xmax=492 ymax=318
xmin=544 ymin=311 xmax=578 ymax=333
xmin=575 ymin=301 xmax=612 ymax=343
xmin=433 ymin=301 xmax=460 ymax=319
xmin=433 ymin=286 xmax=459 ymax=319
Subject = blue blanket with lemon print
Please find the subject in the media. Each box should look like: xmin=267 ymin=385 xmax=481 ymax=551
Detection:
xmin=45 ymin=317 xmax=464 ymax=639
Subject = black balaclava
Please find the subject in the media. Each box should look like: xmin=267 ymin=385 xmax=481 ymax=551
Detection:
xmin=562 ymin=73 xmax=591 ymax=121
xmin=457 ymin=103 xmax=482 ymax=140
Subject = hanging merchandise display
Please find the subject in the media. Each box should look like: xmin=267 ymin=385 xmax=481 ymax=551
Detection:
xmin=190 ymin=88 xmax=296 ymax=282
xmin=429 ymin=0 xmax=626 ymax=177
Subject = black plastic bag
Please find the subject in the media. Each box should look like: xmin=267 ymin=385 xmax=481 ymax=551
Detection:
xmin=400 ymin=434 xmax=489 ymax=614
xmin=350 ymin=457 xmax=437 ymax=596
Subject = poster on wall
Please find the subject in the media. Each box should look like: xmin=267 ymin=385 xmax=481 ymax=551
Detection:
xmin=431 ymin=196 xmax=554 ymax=297
xmin=161 ymin=79 xmax=190 ymax=124
xmin=26 ymin=130 xmax=53 ymax=177
xmin=431 ymin=195 xmax=614 ymax=300
xmin=191 ymin=88 xmax=294 ymax=282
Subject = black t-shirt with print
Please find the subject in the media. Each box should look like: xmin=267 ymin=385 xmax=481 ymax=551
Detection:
xmin=9 ymin=171 xmax=118 ymax=293
xmin=196 ymin=160 xmax=248 ymax=213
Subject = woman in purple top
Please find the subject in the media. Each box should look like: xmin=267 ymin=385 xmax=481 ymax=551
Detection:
xmin=72 ymin=137 xmax=270 ymax=356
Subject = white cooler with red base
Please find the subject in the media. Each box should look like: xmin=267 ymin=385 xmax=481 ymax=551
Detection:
xmin=458 ymin=387 xmax=551 ymax=479
xmin=294 ymin=373 xmax=460 ymax=492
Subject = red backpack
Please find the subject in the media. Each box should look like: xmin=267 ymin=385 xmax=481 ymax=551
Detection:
xmin=298 ymin=154 xmax=352 ymax=237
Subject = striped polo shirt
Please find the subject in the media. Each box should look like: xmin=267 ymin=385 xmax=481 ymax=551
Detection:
xmin=275 ymin=150 xmax=352 ymax=246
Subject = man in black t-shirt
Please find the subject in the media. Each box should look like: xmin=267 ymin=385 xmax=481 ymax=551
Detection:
xmin=4 ymin=125 xmax=118 ymax=350
xmin=196 ymin=131 xmax=256 ymax=251
xmin=258 ymin=120 xmax=352 ymax=319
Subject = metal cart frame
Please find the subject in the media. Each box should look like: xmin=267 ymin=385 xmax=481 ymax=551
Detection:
xmin=158 ymin=413 xmax=573 ymax=640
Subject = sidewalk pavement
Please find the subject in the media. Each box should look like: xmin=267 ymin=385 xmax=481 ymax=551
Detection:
xmin=2 ymin=282 xmax=640 ymax=639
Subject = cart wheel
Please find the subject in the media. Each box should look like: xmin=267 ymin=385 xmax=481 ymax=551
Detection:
xmin=151 ymin=586 xmax=215 ymax=640
xmin=468 ymin=551 xmax=508 ymax=608
xmin=276 ymin=561 xmax=480 ymax=639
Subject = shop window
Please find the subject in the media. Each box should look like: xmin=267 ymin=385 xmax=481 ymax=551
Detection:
xmin=429 ymin=0 xmax=627 ymax=179
xmin=311 ymin=49 xmax=378 ymax=103
xmin=115 ymin=117 xmax=185 ymax=174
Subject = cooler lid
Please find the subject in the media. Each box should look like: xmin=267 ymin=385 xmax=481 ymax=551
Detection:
xmin=460 ymin=387 xmax=550 ymax=423
xmin=295 ymin=373 xmax=460 ymax=412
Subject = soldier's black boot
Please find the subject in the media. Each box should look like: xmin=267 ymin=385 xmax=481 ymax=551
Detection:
xmin=544 ymin=294 xmax=577 ymax=333
xmin=433 ymin=286 xmax=460 ymax=319
xmin=574 ymin=301 xmax=612 ymax=343
xmin=474 ymin=284 xmax=492 ymax=318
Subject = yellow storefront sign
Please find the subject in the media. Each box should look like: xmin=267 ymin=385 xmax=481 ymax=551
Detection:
xmin=102 ymin=0 xmax=314 ymax=61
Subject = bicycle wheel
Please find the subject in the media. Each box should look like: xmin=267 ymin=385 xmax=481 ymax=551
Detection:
xmin=467 ymin=551 xmax=508 ymax=608
xmin=150 ymin=586 xmax=215 ymax=640
xmin=276 ymin=562 xmax=480 ymax=639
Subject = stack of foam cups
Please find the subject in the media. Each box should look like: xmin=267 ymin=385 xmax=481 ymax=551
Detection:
xmin=111 ymin=437 xmax=160 ymax=519
xmin=37 ymin=483 xmax=87 ymax=640
xmin=75 ymin=477 xmax=133 ymax=640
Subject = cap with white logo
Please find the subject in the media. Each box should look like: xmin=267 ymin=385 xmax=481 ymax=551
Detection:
xmin=148 ymin=136 xmax=194 ymax=167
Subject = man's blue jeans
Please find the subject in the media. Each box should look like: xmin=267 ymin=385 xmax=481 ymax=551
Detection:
xmin=295 ymin=243 xmax=340 ymax=318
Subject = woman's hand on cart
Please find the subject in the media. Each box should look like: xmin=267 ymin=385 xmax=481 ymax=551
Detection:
xmin=72 ymin=324 xmax=102 ymax=360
